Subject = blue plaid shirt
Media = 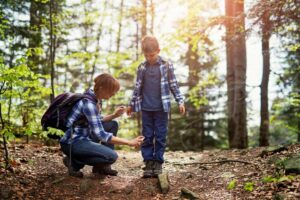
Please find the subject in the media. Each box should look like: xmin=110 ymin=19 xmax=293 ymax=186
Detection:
xmin=129 ymin=57 xmax=184 ymax=112
xmin=60 ymin=89 xmax=113 ymax=144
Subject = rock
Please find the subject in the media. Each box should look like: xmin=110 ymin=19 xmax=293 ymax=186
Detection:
xmin=0 ymin=187 xmax=13 ymax=199
xmin=107 ymin=180 xmax=134 ymax=194
xmin=273 ymin=192 xmax=287 ymax=200
xmin=260 ymin=146 xmax=288 ymax=157
xmin=186 ymin=173 xmax=193 ymax=179
xmin=283 ymin=155 xmax=300 ymax=174
xmin=19 ymin=179 xmax=30 ymax=185
xmin=181 ymin=187 xmax=200 ymax=200
xmin=80 ymin=179 xmax=92 ymax=193
xmin=158 ymin=172 xmax=169 ymax=194
xmin=124 ymin=184 xmax=134 ymax=195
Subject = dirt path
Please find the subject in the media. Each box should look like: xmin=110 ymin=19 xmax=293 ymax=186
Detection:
xmin=0 ymin=143 xmax=299 ymax=199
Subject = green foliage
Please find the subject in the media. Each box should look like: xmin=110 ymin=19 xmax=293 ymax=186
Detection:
xmin=187 ymin=73 xmax=220 ymax=109
xmin=0 ymin=125 xmax=15 ymax=141
xmin=227 ymin=179 xmax=237 ymax=190
xmin=0 ymin=52 xmax=51 ymax=141
xmin=262 ymin=175 xmax=277 ymax=183
xmin=243 ymin=182 xmax=254 ymax=192
xmin=41 ymin=127 xmax=64 ymax=139
xmin=262 ymin=175 xmax=295 ymax=183
xmin=0 ymin=14 xmax=9 ymax=40
xmin=270 ymin=95 xmax=299 ymax=144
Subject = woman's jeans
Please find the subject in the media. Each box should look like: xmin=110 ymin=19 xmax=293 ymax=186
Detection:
xmin=60 ymin=120 xmax=118 ymax=170
xmin=141 ymin=110 xmax=168 ymax=163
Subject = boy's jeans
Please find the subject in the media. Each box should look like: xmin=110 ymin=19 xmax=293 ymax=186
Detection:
xmin=60 ymin=120 xmax=118 ymax=170
xmin=141 ymin=110 xmax=168 ymax=163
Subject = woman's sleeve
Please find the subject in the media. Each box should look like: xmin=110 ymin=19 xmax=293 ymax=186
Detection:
xmin=82 ymin=99 xmax=113 ymax=142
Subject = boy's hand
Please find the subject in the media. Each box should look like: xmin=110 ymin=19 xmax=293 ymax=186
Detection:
xmin=179 ymin=104 xmax=185 ymax=115
xmin=113 ymin=106 xmax=126 ymax=118
xmin=126 ymin=106 xmax=133 ymax=116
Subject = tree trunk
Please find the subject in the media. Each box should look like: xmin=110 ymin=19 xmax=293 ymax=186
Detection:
xmin=28 ymin=0 xmax=42 ymax=73
xmin=199 ymin=110 xmax=205 ymax=151
xmin=149 ymin=0 xmax=154 ymax=34
xmin=225 ymin=0 xmax=248 ymax=148
xmin=297 ymin=61 xmax=300 ymax=143
xmin=225 ymin=0 xmax=236 ymax=147
xmin=22 ymin=110 xmax=29 ymax=144
xmin=135 ymin=21 xmax=139 ymax=60
xmin=0 ymin=103 xmax=10 ymax=171
xmin=297 ymin=114 xmax=300 ymax=143
xmin=232 ymin=0 xmax=248 ymax=148
xmin=259 ymin=10 xmax=271 ymax=146
xmin=49 ymin=0 xmax=55 ymax=102
xmin=116 ymin=0 xmax=124 ymax=53
xmin=141 ymin=0 xmax=147 ymax=37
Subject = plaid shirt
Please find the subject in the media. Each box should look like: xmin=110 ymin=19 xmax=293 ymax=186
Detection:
xmin=129 ymin=57 xmax=184 ymax=112
xmin=60 ymin=89 xmax=112 ymax=144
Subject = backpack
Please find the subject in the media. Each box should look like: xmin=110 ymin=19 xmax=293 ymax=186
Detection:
xmin=41 ymin=92 xmax=96 ymax=139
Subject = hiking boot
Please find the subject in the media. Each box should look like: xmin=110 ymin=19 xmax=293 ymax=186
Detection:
xmin=153 ymin=161 xmax=162 ymax=177
xmin=62 ymin=157 xmax=83 ymax=178
xmin=142 ymin=160 xmax=154 ymax=178
xmin=92 ymin=164 xmax=118 ymax=176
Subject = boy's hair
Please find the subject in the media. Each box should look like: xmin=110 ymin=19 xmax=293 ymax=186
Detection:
xmin=94 ymin=73 xmax=120 ymax=95
xmin=141 ymin=35 xmax=159 ymax=53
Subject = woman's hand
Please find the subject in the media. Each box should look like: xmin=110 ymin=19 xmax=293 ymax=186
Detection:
xmin=129 ymin=136 xmax=144 ymax=148
xmin=179 ymin=104 xmax=185 ymax=115
xmin=113 ymin=106 xmax=126 ymax=118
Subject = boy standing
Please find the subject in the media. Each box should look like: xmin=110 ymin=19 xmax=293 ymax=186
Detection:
xmin=127 ymin=35 xmax=185 ymax=178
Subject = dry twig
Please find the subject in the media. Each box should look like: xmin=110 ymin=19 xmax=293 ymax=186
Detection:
xmin=172 ymin=159 xmax=254 ymax=166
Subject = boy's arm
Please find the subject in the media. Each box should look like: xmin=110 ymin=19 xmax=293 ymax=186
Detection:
xmin=167 ymin=62 xmax=184 ymax=105
xmin=128 ymin=65 xmax=143 ymax=113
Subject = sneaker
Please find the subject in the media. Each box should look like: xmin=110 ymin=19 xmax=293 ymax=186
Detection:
xmin=153 ymin=161 xmax=162 ymax=177
xmin=142 ymin=160 xmax=154 ymax=178
xmin=62 ymin=157 xmax=83 ymax=178
xmin=92 ymin=164 xmax=118 ymax=176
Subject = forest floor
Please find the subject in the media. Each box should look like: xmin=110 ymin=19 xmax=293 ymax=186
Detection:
xmin=0 ymin=142 xmax=300 ymax=200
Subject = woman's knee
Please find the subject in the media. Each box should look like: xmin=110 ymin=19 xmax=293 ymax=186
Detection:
xmin=103 ymin=120 xmax=119 ymax=136
xmin=108 ymin=150 xmax=118 ymax=163
xmin=111 ymin=120 xmax=119 ymax=136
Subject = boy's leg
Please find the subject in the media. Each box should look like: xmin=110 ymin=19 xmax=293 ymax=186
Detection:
xmin=141 ymin=110 xmax=155 ymax=161
xmin=101 ymin=120 xmax=118 ymax=149
xmin=153 ymin=111 xmax=168 ymax=176
xmin=141 ymin=110 xmax=155 ymax=178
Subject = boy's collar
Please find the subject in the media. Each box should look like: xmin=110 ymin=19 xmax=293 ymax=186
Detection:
xmin=144 ymin=56 xmax=163 ymax=66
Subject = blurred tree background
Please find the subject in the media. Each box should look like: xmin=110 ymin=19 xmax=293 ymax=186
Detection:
xmin=0 ymin=0 xmax=299 ymax=155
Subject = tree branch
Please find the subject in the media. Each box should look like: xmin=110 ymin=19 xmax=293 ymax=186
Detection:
xmin=172 ymin=159 xmax=254 ymax=166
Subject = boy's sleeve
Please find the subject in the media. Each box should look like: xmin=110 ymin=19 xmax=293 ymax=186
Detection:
xmin=129 ymin=65 xmax=142 ymax=108
xmin=168 ymin=62 xmax=184 ymax=105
